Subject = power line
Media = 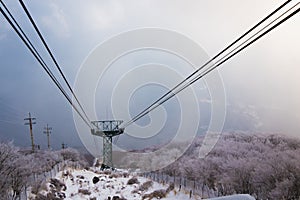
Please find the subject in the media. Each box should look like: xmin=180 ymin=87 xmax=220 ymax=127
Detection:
xmin=122 ymin=0 xmax=293 ymax=128
xmin=0 ymin=119 xmax=23 ymax=126
xmin=123 ymin=2 xmax=299 ymax=128
xmin=18 ymin=0 xmax=91 ymax=124
xmin=0 ymin=3 xmax=92 ymax=128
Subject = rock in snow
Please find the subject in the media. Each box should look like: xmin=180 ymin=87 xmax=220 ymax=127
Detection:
xmin=92 ymin=176 xmax=100 ymax=184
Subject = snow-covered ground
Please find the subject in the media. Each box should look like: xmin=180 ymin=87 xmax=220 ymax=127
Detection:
xmin=29 ymin=168 xmax=198 ymax=200
xmin=29 ymin=167 xmax=255 ymax=200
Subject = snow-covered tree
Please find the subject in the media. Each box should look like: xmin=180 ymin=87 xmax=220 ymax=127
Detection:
xmin=160 ymin=132 xmax=300 ymax=199
xmin=0 ymin=142 xmax=20 ymax=199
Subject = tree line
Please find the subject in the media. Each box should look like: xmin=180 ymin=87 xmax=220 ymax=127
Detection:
xmin=160 ymin=133 xmax=300 ymax=199
xmin=0 ymin=142 xmax=88 ymax=200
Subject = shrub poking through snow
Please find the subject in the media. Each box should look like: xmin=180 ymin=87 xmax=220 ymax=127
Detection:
xmin=56 ymin=192 xmax=66 ymax=199
xmin=78 ymin=189 xmax=91 ymax=195
xmin=76 ymin=175 xmax=85 ymax=179
xmin=142 ymin=189 xmax=167 ymax=200
xmin=50 ymin=178 xmax=66 ymax=191
xmin=166 ymin=182 xmax=175 ymax=193
xmin=131 ymin=189 xmax=140 ymax=194
xmin=109 ymin=173 xmax=120 ymax=179
xmin=122 ymin=172 xmax=129 ymax=178
xmin=103 ymin=170 xmax=112 ymax=175
xmin=141 ymin=182 xmax=172 ymax=200
xmin=127 ymin=177 xmax=139 ymax=185
xmin=139 ymin=180 xmax=153 ymax=191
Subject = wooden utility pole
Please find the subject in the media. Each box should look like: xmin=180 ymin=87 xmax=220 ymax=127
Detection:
xmin=61 ymin=142 xmax=67 ymax=149
xmin=43 ymin=124 xmax=52 ymax=149
xmin=24 ymin=112 xmax=36 ymax=152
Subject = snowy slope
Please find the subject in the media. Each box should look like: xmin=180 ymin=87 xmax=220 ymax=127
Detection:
xmin=29 ymin=167 xmax=255 ymax=200
xmin=30 ymin=168 xmax=197 ymax=200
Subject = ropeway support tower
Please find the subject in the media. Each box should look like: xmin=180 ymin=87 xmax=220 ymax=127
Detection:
xmin=91 ymin=120 xmax=124 ymax=168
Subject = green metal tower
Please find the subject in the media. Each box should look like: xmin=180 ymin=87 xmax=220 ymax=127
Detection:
xmin=91 ymin=120 xmax=124 ymax=168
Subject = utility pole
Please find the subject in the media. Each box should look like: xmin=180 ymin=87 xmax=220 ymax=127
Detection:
xmin=61 ymin=142 xmax=67 ymax=149
xmin=43 ymin=124 xmax=52 ymax=149
xmin=24 ymin=112 xmax=36 ymax=152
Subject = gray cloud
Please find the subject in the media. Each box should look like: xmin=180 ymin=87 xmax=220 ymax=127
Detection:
xmin=0 ymin=0 xmax=299 ymax=151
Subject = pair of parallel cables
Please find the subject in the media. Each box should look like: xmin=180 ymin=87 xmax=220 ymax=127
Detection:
xmin=122 ymin=0 xmax=299 ymax=129
xmin=0 ymin=0 xmax=92 ymax=128
xmin=1 ymin=1 xmax=299 ymax=131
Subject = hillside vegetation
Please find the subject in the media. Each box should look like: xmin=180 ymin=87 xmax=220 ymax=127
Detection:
xmin=1 ymin=133 xmax=300 ymax=199
xmin=0 ymin=143 xmax=88 ymax=199
xmin=160 ymin=133 xmax=300 ymax=199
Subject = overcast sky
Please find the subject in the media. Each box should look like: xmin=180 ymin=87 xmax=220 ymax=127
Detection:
xmin=0 ymin=0 xmax=299 ymax=151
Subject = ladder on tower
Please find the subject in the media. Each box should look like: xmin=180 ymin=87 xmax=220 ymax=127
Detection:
xmin=91 ymin=120 xmax=124 ymax=168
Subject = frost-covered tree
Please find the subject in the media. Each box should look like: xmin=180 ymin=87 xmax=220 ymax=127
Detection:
xmin=0 ymin=142 xmax=19 ymax=199
xmin=159 ymin=132 xmax=300 ymax=199
xmin=0 ymin=142 xmax=89 ymax=199
xmin=10 ymin=154 xmax=33 ymax=200
xmin=58 ymin=147 xmax=80 ymax=162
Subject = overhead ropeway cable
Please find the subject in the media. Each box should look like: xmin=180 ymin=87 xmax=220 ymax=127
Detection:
xmin=18 ymin=0 xmax=92 ymax=125
xmin=122 ymin=1 xmax=299 ymax=128
xmin=0 ymin=1 xmax=92 ymax=128
xmin=122 ymin=0 xmax=293 ymax=128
